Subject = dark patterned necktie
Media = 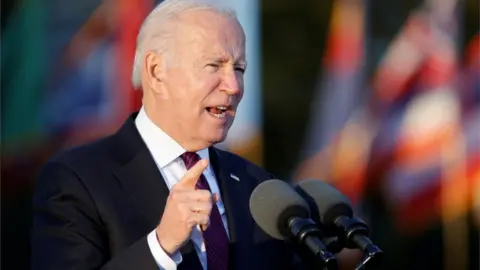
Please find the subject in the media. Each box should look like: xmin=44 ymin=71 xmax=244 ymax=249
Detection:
xmin=181 ymin=152 xmax=229 ymax=270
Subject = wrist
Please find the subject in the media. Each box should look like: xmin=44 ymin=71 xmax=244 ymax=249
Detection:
xmin=156 ymin=229 xmax=177 ymax=256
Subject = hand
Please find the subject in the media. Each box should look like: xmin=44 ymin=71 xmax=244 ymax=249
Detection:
xmin=155 ymin=159 xmax=216 ymax=255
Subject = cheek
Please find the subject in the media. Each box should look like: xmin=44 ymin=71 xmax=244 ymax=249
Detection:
xmin=204 ymin=77 xmax=222 ymax=92
xmin=195 ymin=75 xmax=223 ymax=98
xmin=183 ymin=78 xmax=217 ymax=115
xmin=175 ymin=70 xmax=223 ymax=112
xmin=237 ymin=76 xmax=245 ymax=100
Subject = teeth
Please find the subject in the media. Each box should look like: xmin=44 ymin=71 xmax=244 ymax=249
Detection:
xmin=212 ymin=113 xmax=226 ymax=118
xmin=206 ymin=106 xmax=228 ymax=119
xmin=209 ymin=111 xmax=226 ymax=118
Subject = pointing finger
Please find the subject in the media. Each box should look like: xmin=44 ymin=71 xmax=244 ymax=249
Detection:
xmin=177 ymin=159 xmax=208 ymax=189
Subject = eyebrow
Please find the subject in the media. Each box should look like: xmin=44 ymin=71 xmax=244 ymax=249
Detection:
xmin=209 ymin=56 xmax=247 ymax=66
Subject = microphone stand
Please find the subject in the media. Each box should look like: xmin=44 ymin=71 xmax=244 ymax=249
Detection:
xmin=288 ymin=217 xmax=338 ymax=270
xmin=354 ymin=245 xmax=383 ymax=270
xmin=334 ymin=216 xmax=383 ymax=270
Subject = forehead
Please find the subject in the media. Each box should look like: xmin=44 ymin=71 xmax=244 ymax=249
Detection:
xmin=174 ymin=10 xmax=246 ymax=62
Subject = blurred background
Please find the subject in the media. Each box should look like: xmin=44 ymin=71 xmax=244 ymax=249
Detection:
xmin=1 ymin=0 xmax=479 ymax=269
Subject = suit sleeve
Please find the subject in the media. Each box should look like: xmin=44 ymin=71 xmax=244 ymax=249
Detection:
xmin=31 ymin=161 xmax=158 ymax=270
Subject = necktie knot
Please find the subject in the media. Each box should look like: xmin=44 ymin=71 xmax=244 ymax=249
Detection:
xmin=181 ymin=152 xmax=201 ymax=170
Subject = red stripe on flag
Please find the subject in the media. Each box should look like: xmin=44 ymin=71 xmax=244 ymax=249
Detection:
xmin=395 ymin=177 xmax=442 ymax=233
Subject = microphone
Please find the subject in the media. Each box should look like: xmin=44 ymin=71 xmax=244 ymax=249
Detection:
xmin=294 ymin=179 xmax=383 ymax=269
xmin=249 ymin=179 xmax=338 ymax=270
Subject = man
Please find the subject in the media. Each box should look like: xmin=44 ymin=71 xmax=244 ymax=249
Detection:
xmin=31 ymin=0 xmax=301 ymax=269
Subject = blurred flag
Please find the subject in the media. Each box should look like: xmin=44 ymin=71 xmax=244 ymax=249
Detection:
xmin=294 ymin=0 xmax=370 ymax=206
xmin=461 ymin=33 xmax=480 ymax=225
xmin=216 ymin=0 xmax=263 ymax=166
xmin=369 ymin=0 xmax=467 ymax=234
xmin=367 ymin=1 xmax=479 ymax=268
xmin=40 ymin=0 xmax=155 ymax=147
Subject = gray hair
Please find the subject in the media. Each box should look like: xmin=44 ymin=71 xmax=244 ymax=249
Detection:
xmin=131 ymin=0 xmax=238 ymax=89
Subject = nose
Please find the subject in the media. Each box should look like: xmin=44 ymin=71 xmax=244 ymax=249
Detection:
xmin=221 ymin=70 xmax=243 ymax=96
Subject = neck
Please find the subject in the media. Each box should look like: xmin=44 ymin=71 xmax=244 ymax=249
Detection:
xmin=142 ymin=101 xmax=209 ymax=152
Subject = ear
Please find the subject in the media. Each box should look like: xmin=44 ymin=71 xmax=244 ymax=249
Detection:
xmin=143 ymin=51 xmax=165 ymax=94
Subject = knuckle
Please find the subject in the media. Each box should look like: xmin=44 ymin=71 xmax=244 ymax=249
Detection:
xmin=198 ymin=190 xmax=211 ymax=200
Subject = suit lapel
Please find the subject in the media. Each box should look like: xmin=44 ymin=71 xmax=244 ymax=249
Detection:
xmin=110 ymin=113 xmax=201 ymax=269
xmin=113 ymin=146 xmax=168 ymax=227
xmin=210 ymin=148 xmax=255 ymax=270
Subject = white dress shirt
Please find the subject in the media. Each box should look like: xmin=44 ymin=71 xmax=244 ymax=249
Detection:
xmin=135 ymin=107 xmax=229 ymax=270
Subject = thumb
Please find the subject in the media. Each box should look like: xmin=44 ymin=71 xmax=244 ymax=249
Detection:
xmin=177 ymin=159 xmax=208 ymax=189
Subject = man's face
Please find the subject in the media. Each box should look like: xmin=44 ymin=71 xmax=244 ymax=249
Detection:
xmin=156 ymin=10 xmax=246 ymax=149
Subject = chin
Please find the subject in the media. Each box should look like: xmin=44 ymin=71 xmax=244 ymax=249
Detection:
xmin=205 ymin=128 xmax=229 ymax=145
xmin=209 ymin=133 xmax=228 ymax=145
xmin=199 ymin=120 xmax=232 ymax=146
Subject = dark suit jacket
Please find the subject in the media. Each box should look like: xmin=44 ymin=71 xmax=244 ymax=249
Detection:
xmin=31 ymin=113 xmax=300 ymax=270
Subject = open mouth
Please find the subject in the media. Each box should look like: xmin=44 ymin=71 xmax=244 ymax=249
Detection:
xmin=206 ymin=106 xmax=232 ymax=119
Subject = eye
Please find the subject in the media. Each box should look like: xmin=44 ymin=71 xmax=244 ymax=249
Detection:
xmin=235 ymin=66 xmax=246 ymax=74
xmin=206 ymin=63 xmax=220 ymax=71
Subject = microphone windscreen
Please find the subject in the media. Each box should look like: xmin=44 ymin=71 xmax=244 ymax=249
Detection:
xmin=294 ymin=179 xmax=353 ymax=228
xmin=249 ymin=179 xmax=310 ymax=240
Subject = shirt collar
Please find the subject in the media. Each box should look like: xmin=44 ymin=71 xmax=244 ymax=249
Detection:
xmin=135 ymin=107 xmax=210 ymax=169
